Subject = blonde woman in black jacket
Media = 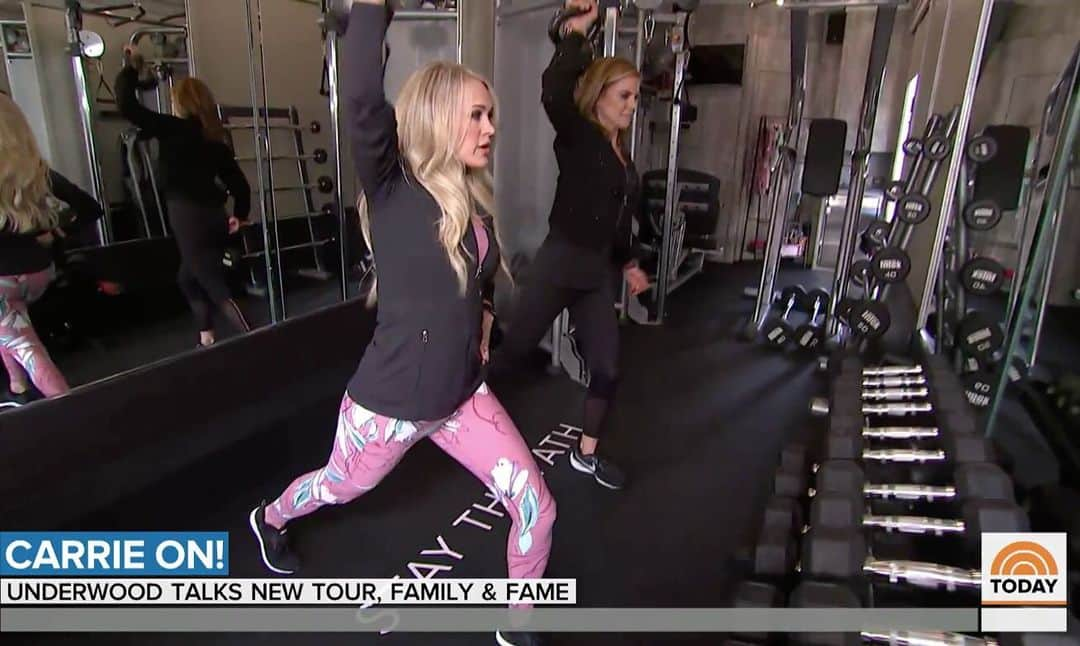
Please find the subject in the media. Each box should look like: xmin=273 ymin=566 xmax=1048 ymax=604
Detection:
xmin=493 ymin=0 xmax=649 ymax=491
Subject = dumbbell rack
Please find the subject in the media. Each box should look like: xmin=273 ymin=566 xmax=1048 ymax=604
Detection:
xmin=219 ymin=104 xmax=336 ymax=296
xmin=727 ymin=352 xmax=1028 ymax=646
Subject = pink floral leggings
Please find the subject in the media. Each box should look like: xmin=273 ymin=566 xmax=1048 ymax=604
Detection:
xmin=1 ymin=268 xmax=69 ymax=398
xmin=265 ymin=383 xmax=557 ymax=582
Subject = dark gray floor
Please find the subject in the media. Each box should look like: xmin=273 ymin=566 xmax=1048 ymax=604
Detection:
xmin=4 ymin=261 xmax=1077 ymax=645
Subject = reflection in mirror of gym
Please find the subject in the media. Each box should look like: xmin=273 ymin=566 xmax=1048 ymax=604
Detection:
xmin=1 ymin=1 xmax=1078 ymax=645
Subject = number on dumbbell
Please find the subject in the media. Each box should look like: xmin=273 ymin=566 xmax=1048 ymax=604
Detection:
xmin=870 ymin=246 xmax=911 ymax=284
xmin=960 ymin=257 xmax=1005 ymax=295
xmin=963 ymin=200 xmax=1002 ymax=230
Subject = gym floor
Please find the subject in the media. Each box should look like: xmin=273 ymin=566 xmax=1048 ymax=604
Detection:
xmin=7 ymin=262 xmax=1077 ymax=645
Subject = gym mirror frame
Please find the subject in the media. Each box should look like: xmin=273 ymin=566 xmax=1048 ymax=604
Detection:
xmin=0 ymin=0 xmax=287 ymax=409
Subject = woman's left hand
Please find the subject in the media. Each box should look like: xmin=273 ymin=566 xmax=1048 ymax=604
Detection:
xmin=227 ymin=216 xmax=242 ymax=234
xmin=480 ymin=310 xmax=495 ymax=364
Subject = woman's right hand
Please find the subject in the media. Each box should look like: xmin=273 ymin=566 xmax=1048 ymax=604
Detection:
xmin=563 ymin=0 xmax=598 ymax=35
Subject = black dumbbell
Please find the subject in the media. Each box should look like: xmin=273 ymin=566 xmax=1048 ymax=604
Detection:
xmin=801 ymin=526 xmax=983 ymax=592
xmin=794 ymin=289 xmax=830 ymax=351
xmin=729 ymin=579 xmax=784 ymax=643
xmin=956 ymin=312 xmax=1004 ymax=363
xmin=815 ymin=459 xmax=1016 ymax=507
xmin=859 ymin=221 xmax=891 ymax=256
xmin=310 ymin=120 xmax=322 ymax=134
xmin=762 ymin=285 xmax=807 ymax=347
xmin=789 ymin=581 xmax=1002 ymax=646
xmin=960 ymin=257 xmax=1006 ymax=296
xmin=821 ymin=432 xmax=996 ymax=474
xmin=845 ymin=299 xmax=892 ymax=339
xmin=316 ymin=176 xmax=334 ymax=193
xmin=966 ymin=134 xmax=998 ymax=163
xmin=897 ymin=192 xmax=932 ymax=225
xmin=963 ymin=200 xmax=1002 ymax=230
xmin=809 ymin=490 xmax=1027 ymax=546
xmin=312 ymin=148 xmax=328 ymax=164
xmin=869 ymin=246 xmax=912 ymax=284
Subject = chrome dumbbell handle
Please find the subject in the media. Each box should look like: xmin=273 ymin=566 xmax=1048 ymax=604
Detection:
xmin=863 ymin=559 xmax=981 ymax=591
xmin=863 ymin=366 xmax=924 ymax=376
xmin=862 ymin=631 xmax=999 ymax=646
xmin=862 ymin=513 xmax=965 ymax=535
xmin=863 ymin=402 xmax=933 ymax=415
xmin=862 ymin=426 xmax=939 ymax=439
xmin=862 ymin=387 xmax=930 ymax=401
xmin=863 ymin=376 xmax=928 ymax=388
xmin=861 ymin=448 xmax=946 ymax=463
xmin=863 ymin=483 xmax=956 ymax=502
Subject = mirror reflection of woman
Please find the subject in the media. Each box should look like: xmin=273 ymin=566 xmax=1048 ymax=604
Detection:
xmin=0 ymin=95 xmax=103 ymax=406
xmin=115 ymin=48 xmax=252 ymax=348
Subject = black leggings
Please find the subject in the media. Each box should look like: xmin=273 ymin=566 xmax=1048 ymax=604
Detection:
xmin=168 ymin=199 xmax=250 ymax=337
xmin=496 ymin=276 xmax=619 ymax=441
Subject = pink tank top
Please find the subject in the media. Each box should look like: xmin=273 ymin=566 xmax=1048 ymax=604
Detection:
xmin=472 ymin=218 xmax=488 ymax=266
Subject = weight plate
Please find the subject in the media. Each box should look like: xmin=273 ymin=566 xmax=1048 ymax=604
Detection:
xmin=960 ymin=257 xmax=1005 ymax=295
xmin=957 ymin=312 xmax=1004 ymax=360
xmin=859 ymin=221 xmax=891 ymax=255
xmin=902 ymin=137 xmax=923 ymax=157
xmin=963 ymin=371 xmax=994 ymax=408
xmin=897 ymin=192 xmax=932 ymax=225
xmin=850 ymin=260 xmax=872 ymax=289
xmin=885 ymin=181 xmax=906 ymax=201
xmin=870 ymin=246 xmax=911 ymax=284
xmin=925 ymin=134 xmax=951 ymax=161
xmin=966 ymin=135 xmax=998 ymax=164
xmin=847 ymin=300 xmax=891 ymax=339
xmin=963 ymin=200 xmax=1002 ymax=230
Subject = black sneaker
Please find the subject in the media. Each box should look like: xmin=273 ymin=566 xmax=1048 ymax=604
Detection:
xmin=249 ymin=501 xmax=300 ymax=574
xmin=569 ymin=447 xmax=626 ymax=490
xmin=496 ymin=630 xmax=547 ymax=646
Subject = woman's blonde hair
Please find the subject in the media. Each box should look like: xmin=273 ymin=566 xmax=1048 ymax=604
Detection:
xmin=171 ymin=77 xmax=227 ymax=144
xmin=0 ymin=93 xmax=58 ymax=233
xmin=358 ymin=61 xmax=505 ymax=306
xmin=574 ymin=56 xmax=640 ymax=145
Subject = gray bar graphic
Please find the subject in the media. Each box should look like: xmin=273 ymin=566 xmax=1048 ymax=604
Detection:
xmin=1 ymin=608 xmax=981 ymax=633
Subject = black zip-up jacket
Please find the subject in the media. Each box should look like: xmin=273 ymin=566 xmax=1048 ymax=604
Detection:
xmin=114 ymin=66 xmax=250 ymax=221
xmin=0 ymin=170 xmax=103 ymax=276
xmin=536 ymin=31 xmax=640 ymax=285
xmin=343 ymin=3 xmax=499 ymax=421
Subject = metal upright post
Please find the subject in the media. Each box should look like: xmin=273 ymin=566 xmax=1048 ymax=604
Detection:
xmin=745 ymin=9 xmax=807 ymax=338
xmin=916 ymin=0 xmax=997 ymax=330
xmin=243 ymin=0 xmax=281 ymax=323
xmin=825 ymin=7 xmax=896 ymax=339
xmin=619 ymin=7 xmax=647 ymax=322
xmin=654 ymin=12 xmax=689 ymax=323
xmin=323 ymin=10 xmax=349 ymax=302
xmin=65 ymin=4 xmax=111 ymax=245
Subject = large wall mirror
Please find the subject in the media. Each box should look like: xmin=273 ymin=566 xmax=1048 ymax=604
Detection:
xmin=2 ymin=0 xmax=275 ymax=408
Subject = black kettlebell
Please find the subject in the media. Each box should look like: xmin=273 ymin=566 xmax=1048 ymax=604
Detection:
xmin=548 ymin=4 xmax=601 ymax=47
